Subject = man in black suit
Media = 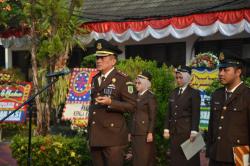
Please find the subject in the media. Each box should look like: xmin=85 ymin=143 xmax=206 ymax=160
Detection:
xmin=207 ymin=54 xmax=250 ymax=166
xmin=163 ymin=66 xmax=201 ymax=166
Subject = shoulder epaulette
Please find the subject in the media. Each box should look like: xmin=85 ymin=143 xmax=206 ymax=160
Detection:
xmin=93 ymin=72 xmax=101 ymax=79
xmin=117 ymin=70 xmax=128 ymax=77
xmin=126 ymin=81 xmax=134 ymax=85
xmin=148 ymin=90 xmax=155 ymax=95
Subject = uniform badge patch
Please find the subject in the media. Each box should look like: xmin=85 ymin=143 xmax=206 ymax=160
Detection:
xmin=97 ymin=43 xmax=102 ymax=50
xmin=126 ymin=82 xmax=134 ymax=94
xmin=128 ymin=85 xmax=133 ymax=94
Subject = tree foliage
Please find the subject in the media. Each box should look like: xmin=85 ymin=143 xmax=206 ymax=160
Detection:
xmin=0 ymin=0 xmax=25 ymax=31
xmin=19 ymin=0 xmax=85 ymax=135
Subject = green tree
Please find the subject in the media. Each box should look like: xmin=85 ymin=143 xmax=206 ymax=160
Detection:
xmin=21 ymin=0 xmax=85 ymax=135
xmin=0 ymin=0 xmax=25 ymax=31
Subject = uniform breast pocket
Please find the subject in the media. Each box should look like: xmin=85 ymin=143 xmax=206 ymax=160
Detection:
xmin=212 ymin=101 xmax=222 ymax=111
xmin=169 ymin=98 xmax=175 ymax=107
xmin=227 ymin=103 xmax=244 ymax=112
xmin=232 ymin=135 xmax=249 ymax=146
xmin=136 ymin=120 xmax=149 ymax=132
xmin=103 ymin=120 xmax=124 ymax=133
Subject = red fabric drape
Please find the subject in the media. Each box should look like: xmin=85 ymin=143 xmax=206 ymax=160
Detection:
xmin=83 ymin=9 xmax=250 ymax=34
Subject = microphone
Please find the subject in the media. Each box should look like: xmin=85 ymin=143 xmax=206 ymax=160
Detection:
xmin=46 ymin=69 xmax=71 ymax=77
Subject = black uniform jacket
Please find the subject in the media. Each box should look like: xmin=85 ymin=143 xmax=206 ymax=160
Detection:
xmin=207 ymin=83 xmax=250 ymax=163
xmin=164 ymin=85 xmax=201 ymax=134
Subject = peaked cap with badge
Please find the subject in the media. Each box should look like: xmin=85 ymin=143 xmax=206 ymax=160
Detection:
xmin=176 ymin=65 xmax=192 ymax=75
xmin=218 ymin=50 xmax=245 ymax=69
xmin=94 ymin=39 xmax=122 ymax=57
xmin=137 ymin=70 xmax=152 ymax=81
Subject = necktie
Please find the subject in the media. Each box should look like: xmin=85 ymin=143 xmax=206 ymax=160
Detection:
xmin=100 ymin=76 xmax=105 ymax=85
xmin=178 ymin=88 xmax=183 ymax=95
xmin=226 ymin=91 xmax=232 ymax=101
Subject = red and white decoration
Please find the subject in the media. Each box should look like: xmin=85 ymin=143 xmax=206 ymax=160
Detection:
xmin=83 ymin=9 xmax=250 ymax=43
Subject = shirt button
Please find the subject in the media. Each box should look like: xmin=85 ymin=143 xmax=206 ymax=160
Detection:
xmin=174 ymin=113 xmax=177 ymax=115
xmin=93 ymin=111 xmax=96 ymax=115
xmin=233 ymin=108 xmax=237 ymax=111
xmin=217 ymin=136 xmax=221 ymax=140
xmin=174 ymin=120 xmax=177 ymax=122
xmin=218 ymin=126 xmax=222 ymax=130
xmin=223 ymin=106 xmax=227 ymax=110
xmin=175 ymin=105 xmax=178 ymax=108
xmin=221 ymin=116 xmax=224 ymax=119
xmin=110 ymin=123 xmax=114 ymax=127
xmin=142 ymin=121 xmax=145 ymax=124
xmin=237 ymin=139 xmax=240 ymax=143
xmin=92 ymin=121 xmax=95 ymax=125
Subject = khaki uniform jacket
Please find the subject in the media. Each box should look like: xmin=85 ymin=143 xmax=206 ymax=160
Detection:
xmin=207 ymin=83 xmax=250 ymax=163
xmin=88 ymin=69 xmax=136 ymax=147
xmin=130 ymin=90 xmax=157 ymax=135
xmin=164 ymin=85 xmax=201 ymax=134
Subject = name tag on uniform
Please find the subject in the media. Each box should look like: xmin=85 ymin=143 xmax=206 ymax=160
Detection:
xmin=214 ymin=101 xmax=220 ymax=105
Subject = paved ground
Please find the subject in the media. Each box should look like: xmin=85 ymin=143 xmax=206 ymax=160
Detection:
xmin=0 ymin=142 xmax=17 ymax=166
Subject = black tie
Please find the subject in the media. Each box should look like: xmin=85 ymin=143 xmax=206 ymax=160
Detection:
xmin=100 ymin=76 xmax=105 ymax=85
xmin=226 ymin=91 xmax=232 ymax=101
xmin=178 ymin=88 xmax=183 ymax=95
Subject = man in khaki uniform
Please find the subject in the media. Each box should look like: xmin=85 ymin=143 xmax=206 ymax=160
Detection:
xmin=207 ymin=54 xmax=250 ymax=166
xmin=88 ymin=39 xmax=136 ymax=166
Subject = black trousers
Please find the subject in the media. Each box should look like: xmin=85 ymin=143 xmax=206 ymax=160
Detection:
xmin=90 ymin=145 xmax=126 ymax=166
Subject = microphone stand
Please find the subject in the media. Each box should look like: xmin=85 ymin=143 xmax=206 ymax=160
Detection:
xmin=0 ymin=77 xmax=59 ymax=166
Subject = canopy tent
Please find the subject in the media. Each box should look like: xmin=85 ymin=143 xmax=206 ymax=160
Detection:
xmin=83 ymin=9 xmax=250 ymax=43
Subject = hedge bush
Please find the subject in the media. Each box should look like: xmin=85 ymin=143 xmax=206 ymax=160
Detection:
xmin=10 ymin=135 xmax=90 ymax=166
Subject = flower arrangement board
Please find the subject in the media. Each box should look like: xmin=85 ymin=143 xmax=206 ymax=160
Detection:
xmin=62 ymin=68 xmax=98 ymax=127
xmin=189 ymin=52 xmax=219 ymax=130
xmin=0 ymin=82 xmax=32 ymax=123
xmin=189 ymin=52 xmax=219 ymax=69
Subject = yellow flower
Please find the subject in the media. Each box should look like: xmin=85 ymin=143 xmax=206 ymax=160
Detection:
xmin=52 ymin=142 xmax=63 ymax=148
xmin=70 ymin=151 xmax=76 ymax=157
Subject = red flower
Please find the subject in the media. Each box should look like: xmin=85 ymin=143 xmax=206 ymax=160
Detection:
xmin=40 ymin=145 xmax=46 ymax=151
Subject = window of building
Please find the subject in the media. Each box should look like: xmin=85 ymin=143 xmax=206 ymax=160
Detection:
xmin=125 ymin=42 xmax=186 ymax=67
xmin=12 ymin=51 xmax=31 ymax=81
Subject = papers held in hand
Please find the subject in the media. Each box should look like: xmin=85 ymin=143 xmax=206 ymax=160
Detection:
xmin=180 ymin=133 xmax=205 ymax=160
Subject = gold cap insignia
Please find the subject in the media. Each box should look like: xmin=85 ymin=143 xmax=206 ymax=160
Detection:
xmin=219 ymin=52 xmax=225 ymax=61
xmin=97 ymin=43 xmax=102 ymax=50
xmin=112 ymin=78 xmax=116 ymax=83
